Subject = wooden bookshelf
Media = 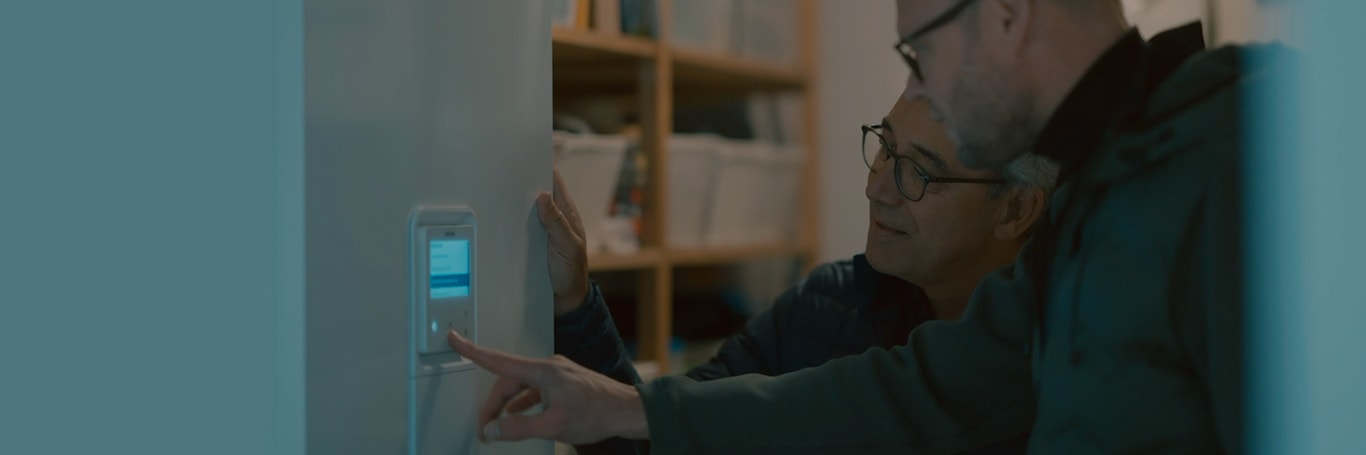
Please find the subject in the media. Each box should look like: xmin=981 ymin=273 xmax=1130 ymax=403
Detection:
xmin=553 ymin=0 xmax=819 ymax=373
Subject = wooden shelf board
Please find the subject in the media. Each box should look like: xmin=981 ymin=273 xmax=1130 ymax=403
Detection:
xmin=552 ymin=27 xmax=658 ymax=63
xmin=589 ymin=243 xmax=814 ymax=271
xmin=552 ymin=64 xmax=643 ymax=95
xmin=588 ymin=248 xmax=665 ymax=272
xmin=670 ymin=46 xmax=806 ymax=91
xmin=667 ymin=243 xmax=810 ymax=267
xmin=552 ymin=28 xmax=655 ymax=94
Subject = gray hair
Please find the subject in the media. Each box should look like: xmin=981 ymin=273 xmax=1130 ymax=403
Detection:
xmin=991 ymin=153 xmax=1059 ymax=198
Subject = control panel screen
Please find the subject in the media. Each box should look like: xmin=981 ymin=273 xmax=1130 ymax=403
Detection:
xmin=429 ymin=239 xmax=470 ymax=299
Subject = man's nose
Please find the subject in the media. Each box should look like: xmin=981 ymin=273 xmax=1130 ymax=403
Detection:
xmin=865 ymin=160 xmax=902 ymax=205
xmin=902 ymin=74 xmax=927 ymax=102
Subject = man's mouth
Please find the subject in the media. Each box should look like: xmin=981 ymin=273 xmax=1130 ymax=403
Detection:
xmin=871 ymin=219 xmax=906 ymax=236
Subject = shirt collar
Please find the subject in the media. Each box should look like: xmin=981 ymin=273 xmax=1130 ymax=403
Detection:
xmin=1032 ymin=29 xmax=1148 ymax=179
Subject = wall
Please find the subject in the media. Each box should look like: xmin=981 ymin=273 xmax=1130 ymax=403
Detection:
xmin=303 ymin=0 xmax=553 ymax=454
xmin=0 ymin=1 xmax=553 ymax=454
xmin=301 ymin=1 xmax=551 ymax=450
xmin=0 ymin=1 xmax=305 ymax=453
xmin=1248 ymin=1 xmax=1365 ymax=454
xmin=815 ymin=0 xmax=909 ymax=262
xmin=1211 ymin=0 xmax=1298 ymax=44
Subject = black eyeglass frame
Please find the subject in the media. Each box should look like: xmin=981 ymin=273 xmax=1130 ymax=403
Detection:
xmin=893 ymin=0 xmax=982 ymax=81
xmin=861 ymin=124 xmax=1005 ymax=202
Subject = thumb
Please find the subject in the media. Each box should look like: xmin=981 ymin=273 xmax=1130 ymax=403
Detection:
xmin=483 ymin=412 xmax=561 ymax=442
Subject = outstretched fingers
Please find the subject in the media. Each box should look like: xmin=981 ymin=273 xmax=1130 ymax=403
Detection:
xmin=505 ymin=388 xmax=544 ymax=414
xmin=551 ymin=168 xmax=586 ymax=239
xmin=482 ymin=411 xmax=566 ymax=442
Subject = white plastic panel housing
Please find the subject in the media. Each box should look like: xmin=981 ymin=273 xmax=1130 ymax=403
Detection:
xmin=410 ymin=207 xmax=477 ymax=357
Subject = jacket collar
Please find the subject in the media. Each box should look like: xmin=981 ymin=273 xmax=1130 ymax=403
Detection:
xmin=1034 ymin=23 xmax=1213 ymax=185
xmin=1032 ymin=29 xmax=1148 ymax=182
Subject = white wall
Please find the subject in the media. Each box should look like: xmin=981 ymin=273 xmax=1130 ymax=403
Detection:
xmin=0 ymin=2 xmax=553 ymax=454
xmin=1211 ymin=0 xmax=1298 ymax=45
xmin=815 ymin=0 xmax=909 ymax=262
xmin=1123 ymin=0 xmax=1208 ymax=38
xmin=303 ymin=1 xmax=553 ymax=453
xmin=0 ymin=1 xmax=305 ymax=453
xmin=1248 ymin=1 xmax=1365 ymax=454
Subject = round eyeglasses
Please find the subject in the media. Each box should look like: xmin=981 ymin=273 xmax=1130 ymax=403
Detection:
xmin=862 ymin=124 xmax=1005 ymax=202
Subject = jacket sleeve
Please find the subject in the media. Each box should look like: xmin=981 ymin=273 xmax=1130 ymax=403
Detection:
xmin=682 ymin=287 xmax=796 ymax=381
xmin=554 ymin=281 xmax=642 ymax=386
xmin=553 ymin=281 xmax=648 ymax=455
xmin=1174 ymin=138 xmax=1244 ymax=454
xmin=637 ymin=248 xmax=1042 ymax=454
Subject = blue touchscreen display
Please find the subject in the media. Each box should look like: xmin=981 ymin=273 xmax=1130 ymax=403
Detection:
xmin=429 ymin=239 xmax=470 ymax=298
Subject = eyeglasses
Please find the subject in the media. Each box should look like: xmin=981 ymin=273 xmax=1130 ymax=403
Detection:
xmin=894 ymin=0 xmax=981 ymax=82
xmin=862 ymin=124 xmax=1005 ymax=202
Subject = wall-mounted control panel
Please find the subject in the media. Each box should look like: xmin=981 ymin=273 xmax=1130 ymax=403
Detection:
xmin=410 ymin=207 xmax=477 ymax=357
xmin=408 ymin=206 xmax=480 ymax=454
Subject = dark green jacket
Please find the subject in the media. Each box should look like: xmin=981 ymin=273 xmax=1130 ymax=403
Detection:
xmin=558 ymin=256 xmax=1028 ymax=454
xmin=638 ymin=25 xmax=1285 ymax=454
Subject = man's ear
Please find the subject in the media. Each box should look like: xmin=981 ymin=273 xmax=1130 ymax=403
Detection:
xmin=995 ymin=186 xmax=1047 ymax=241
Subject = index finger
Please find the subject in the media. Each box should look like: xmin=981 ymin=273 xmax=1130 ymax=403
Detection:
xmin=447 ymin=330 xmax=540 ymax=381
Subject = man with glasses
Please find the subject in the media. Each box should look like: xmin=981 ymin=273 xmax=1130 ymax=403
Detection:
xmin=448 ymin=0 xmax=1274 ymax=452
xmin=540 ymin=96 xmax=1055 ymax=454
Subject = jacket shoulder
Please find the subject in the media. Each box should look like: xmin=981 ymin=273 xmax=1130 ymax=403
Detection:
xmin=1145 ymin=42 xmax=1296 ymax=127
xmin=793 ymin=257 xmax=869 ymax=306
xmin=1107 ymin=44 xmax=1294 ymax=175
xmin=800 ymin=258 xmax=855 ymax=286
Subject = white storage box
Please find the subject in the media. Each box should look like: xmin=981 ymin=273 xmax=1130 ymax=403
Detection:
xmin=757 ymin=144 xmax=805 ymax=242
xmin=667 ymin=134 xmax=724 ymax=248
xmin=552 ymin=132 xmax=630 ymax=253
xmin=704 ymin=140 xmax=803 ymax=246
xmin=671 ymin=0 xmax=734 ymax=53
xmin=733 ymin=0 xmax=798 ymax=65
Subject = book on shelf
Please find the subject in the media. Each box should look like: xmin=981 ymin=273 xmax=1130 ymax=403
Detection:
xmin=551 ymin=0 xmax=592 ymax=30
xmin=593 ymin=0 xmax=622 ymax=35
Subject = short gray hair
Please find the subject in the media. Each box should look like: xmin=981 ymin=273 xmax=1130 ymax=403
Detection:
xmin=991 ymin=153 xmax=1059 ymax=198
